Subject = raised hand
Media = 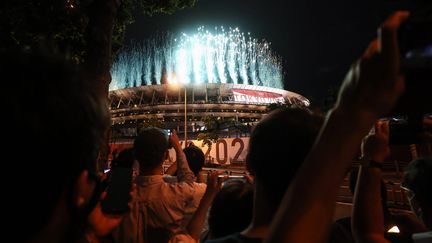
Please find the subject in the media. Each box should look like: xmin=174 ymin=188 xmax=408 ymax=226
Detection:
xmin=169 ymin=129 xmax=183 ymax=151
xmin=336 ymin=11 xmax=410 ymax=120
xmin=362 ymin=121 xmax=391 ymax=162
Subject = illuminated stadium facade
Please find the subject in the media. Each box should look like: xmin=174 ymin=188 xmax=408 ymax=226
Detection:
xmin=109 ymin=27 xmax=309 ymax=140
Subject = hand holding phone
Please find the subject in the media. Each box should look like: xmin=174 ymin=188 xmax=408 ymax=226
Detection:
xmin=101 ymin=166 xmax=133 ymax=215
xmin=389 ymin=16 xmax=432 ymax=116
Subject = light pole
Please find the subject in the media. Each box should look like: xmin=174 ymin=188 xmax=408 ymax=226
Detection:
xmin=170 ymin=82 xmax=188 ymax=147
xmin=184 ymin=85 xmax=187 ymax=147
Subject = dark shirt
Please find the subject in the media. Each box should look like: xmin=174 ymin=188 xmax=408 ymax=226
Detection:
xmin=205 ymin=233 xmax=262 ymax=243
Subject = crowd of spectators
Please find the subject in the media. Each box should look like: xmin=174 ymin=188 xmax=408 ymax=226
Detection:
xmin=4 ymin=10 xmax=431 ymax=243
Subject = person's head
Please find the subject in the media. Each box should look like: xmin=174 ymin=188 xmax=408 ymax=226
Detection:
xmin=134 ymin=127 xmax=170 ymax=171
xmin=246 ymin=107 xmax=323 ymax=208
xmin=3 ymin=49 xmax=110 ymax=241
xmin=183 ymin=145 xmax=205 ymax=176
xmin=208 ymin=179 xmax=254 ymax=239
xmin=402 ymin=157 xmax=432 ymax=229
xmin=111 ymin=148 xmax=135 ymax=168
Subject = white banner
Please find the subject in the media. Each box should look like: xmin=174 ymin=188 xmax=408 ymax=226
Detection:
xmin=168 ymin=137 xmax=250 ymax=165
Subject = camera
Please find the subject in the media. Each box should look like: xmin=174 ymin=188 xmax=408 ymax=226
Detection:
xmin=388 ymin=116 xmax=430 ymax=145
xmin=101 ymin=148 xmax=134 ymax=214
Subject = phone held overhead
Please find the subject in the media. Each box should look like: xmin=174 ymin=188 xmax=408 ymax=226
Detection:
xmin=101 ymin=148 xmax=134 ymax=215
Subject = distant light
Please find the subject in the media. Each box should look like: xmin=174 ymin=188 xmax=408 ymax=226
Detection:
xmin=66 ymin=0 xmax=75 ymax=9
xmin=134 ymin=104 xmax=137 ymax=108
xmin=387 ymin=226 xmax=400 ymax=233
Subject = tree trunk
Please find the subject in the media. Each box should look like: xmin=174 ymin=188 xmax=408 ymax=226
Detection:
xmin=83 ymin=0 xmax=121 ymax=99
xmin=84 ymin=0 xmax=121 ymax=170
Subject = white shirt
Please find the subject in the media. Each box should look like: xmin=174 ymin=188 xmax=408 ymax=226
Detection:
xmin=115 ymin=149 xmax=206 ymax=243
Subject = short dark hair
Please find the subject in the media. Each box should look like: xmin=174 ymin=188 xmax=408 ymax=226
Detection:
xmin=183 ymin=145 xmax=205 ymax=176
xmin=246 ymin=107 xmax=323 ymax=207
xmin=134 ymin=127 xmax=169 ymax=169
xmin=208 ymin=179 xmax=254 ymax=238
xmin=2 ymin=49 xmax=110 ymax=240
xmin=403 ymin=157 xmax=432 ymax=204
xmin=111 ymin=148 xmax=135 ymax=168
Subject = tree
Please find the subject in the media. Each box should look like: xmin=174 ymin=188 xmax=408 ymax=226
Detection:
xmin=197 ymin=116 xmax=251 ymax=164
xmin=196 ymin=116 xmax=221 ymax=155
xmin=0 ymin=0 xmax=196 ymax=97
xmin=137 ymin=116 xmax=166 ymax=132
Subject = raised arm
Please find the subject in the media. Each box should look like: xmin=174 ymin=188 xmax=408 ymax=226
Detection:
xmin=352 ymin=122 xmax=391 ymax=243
xmin=186 ymin=171 xmax=224 ymax=241
xmin=265 ymin=11 xmax=409 ymax=243
xmin=164 ymin=156 xmax=177 ymax=176
xmin=170 ymin=130 xmax=195 ymax=183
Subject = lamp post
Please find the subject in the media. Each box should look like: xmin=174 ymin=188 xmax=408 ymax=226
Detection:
xmin=184 ymin=85 xmax=187 ymax=147
xmin=170 ymin=82 xmax=188 ymax=147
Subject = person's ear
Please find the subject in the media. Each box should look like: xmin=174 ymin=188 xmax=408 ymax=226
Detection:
xmin=73 ymin=170 xmax=96 ymax=209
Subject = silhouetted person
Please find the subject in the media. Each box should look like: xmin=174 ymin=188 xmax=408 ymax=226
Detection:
xmin=206 ymin=107 xmax=323 ymax=242
xmin=116 ymin=129 xmax=205 ymax=243
xmin=206 ymin=179 xmax=254 ymax=240
xmin=402 ymin=157 xmax=432 ymax=230
xmin=1 ymin=49 xmax=124 ymax=243
xmin=353 ymin=121 xmax=431 ymax=243
xmin=165 ymin=144 xmax=206 ymax=182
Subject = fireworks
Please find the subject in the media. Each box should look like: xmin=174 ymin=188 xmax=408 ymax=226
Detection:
xmin=110 ymin=27 xmax=283 ymax=90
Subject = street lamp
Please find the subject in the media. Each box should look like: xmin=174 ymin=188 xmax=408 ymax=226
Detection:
xmin=168 ymin=80 xmax=187 ymax=148
xmin=184 ymin=85 xmax=187 ymax=146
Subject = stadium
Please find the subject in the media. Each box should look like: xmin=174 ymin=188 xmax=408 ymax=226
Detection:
xmin=109 ymin=27 xmax=309 ymax=140
xmin=108 ymin=27 xmax=309 ymax=164
xmin=110 ymin=83 xmax=308 ymax=137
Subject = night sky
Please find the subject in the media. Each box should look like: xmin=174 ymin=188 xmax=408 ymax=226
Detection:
xmin=125 ymin=0 xmax=412 ymax=106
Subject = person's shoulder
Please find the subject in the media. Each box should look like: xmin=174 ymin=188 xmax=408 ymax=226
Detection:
xmin=163 ymin=175 xmax=178 ymax=183
xmin=205 ymin=233 xmax=262 ymax=243
xmin=162 ymin=178 xmax=198 ymax=194
xmin=193 ymin=182 xmax=207 ymax=191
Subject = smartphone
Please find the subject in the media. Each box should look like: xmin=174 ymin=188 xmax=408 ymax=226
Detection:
xmin=101 ymin=166 xmax=133 ymax=214
xmin=162 ymin=129 xmax=171 ymax=137
xmin=164 ymin=129 xmax=173 ymax=148
xmin=388 ymin=115 xmax=431 ymax=144
xmin=389 ymin=18 xmax=432 ymax=116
